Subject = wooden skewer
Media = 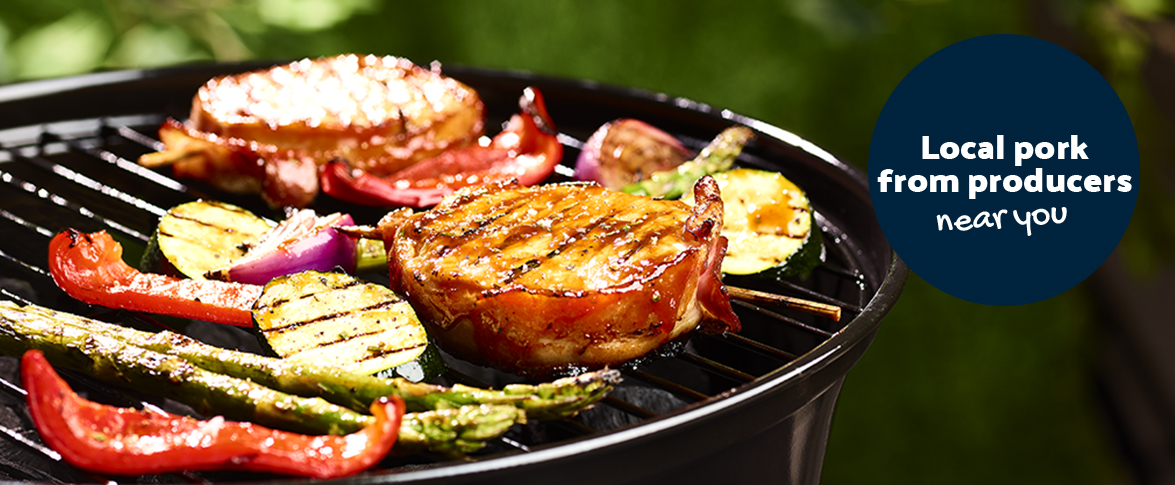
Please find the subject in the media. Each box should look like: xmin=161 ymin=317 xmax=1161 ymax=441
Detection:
xmin=137 ymin=148 xmax=204 ymax=169
xmin=336 ymin=224 xmax=382 ymax=239
xmin=726 ymin=285 xmax=842 ymax=322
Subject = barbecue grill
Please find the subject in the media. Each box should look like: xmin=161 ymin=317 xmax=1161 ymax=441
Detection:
xmin=0 ymin=62 xmax=907 ymax=485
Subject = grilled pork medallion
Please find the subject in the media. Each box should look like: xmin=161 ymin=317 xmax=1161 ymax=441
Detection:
xmin=140 ymin=54 xmax=485 ymax=207
xmin=380 ymin=177 xmax=741 ymax=377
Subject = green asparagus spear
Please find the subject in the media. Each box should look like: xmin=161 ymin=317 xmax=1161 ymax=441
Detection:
xmin=0 ymin=304 xmax=524 ymax=454
xmin=397 ymin=405 xmax=525 ymax=457
xmin=622 ymin=125 xmax=755 ymax=199
xmin=355 ymin=237 xmax=388 ymax=273
xmin=0 ymin=309 xmax=370 ymax=435
xmin=3 ymin=302 xmax=617 ymax=420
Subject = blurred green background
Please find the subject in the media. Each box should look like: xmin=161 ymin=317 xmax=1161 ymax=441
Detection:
xmin=2 ymin=0 xmax=1173 ymax=483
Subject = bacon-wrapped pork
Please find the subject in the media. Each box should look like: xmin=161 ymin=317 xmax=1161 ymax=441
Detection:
xmin=139 ymin=54 xmax=485 ymax=207
xmin=379 ymin=177 xmax=740 ymax=377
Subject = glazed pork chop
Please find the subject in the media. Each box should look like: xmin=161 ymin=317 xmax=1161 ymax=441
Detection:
xmin=140 ymin=54 xmax=485 ymax=207
xmin=379 ymin=177 xmax=740 ymax=377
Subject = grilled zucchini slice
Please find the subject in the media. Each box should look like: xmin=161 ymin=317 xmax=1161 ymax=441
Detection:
xmin=141 ymin=200 xmax=273 ymax=279
xmin=252 ymin=270 xmax=441 ymax=381
xmin=684 ymin=168 xmax=824 ymax=277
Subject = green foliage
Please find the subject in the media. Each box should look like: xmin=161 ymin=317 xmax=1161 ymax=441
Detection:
xmin=826 ymin=275 xmax=1123 ymax=484
xmin=8 ymin=11 xmax=111 ymax=79
xmin=0 ymin=0 xmax=378 ymax=80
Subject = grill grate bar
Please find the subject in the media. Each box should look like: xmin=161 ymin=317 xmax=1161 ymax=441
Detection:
xmin=0 ymin=372 xmax=200 ymax=485
xmin=0 ymin=422 xmax=63 ymax=464
xmin=0 ymin=375 xmax=91 ymax=482
xmin=770 ymin=277 xmax=864 ymax=314
xmin=600 ymin=396 xmax=656 ymax=419
xmin=679 ymin=352 xmax=755 ymax=383
xmin=555 ymin=418 xmax=597 ymax=436
xmin=1 ymin=288 xmax=33 ymax=306
xmin=497 ymin=436 xmax=531 ymax=452
xmin=0 ymin=454 xmax=65 ymax=483
xmin=7 ymin=146 xmax=167 ymax=219
xmin=0 ymin=168 xmax=150 ymax=242
xmin=0 ymin=209 xmax=58 ymax=282
xmin=181 ymin=471 xmax=215 ymax=485
xmin=117 ymin=126 xmax=166 ymax=152
xmin=0 ymin=372 xmax=27 ymax=397
xmin=732 ymin=300 xmax=835 ymax=339
xmin=0 ymin=248 xmax=51 ymax=281
xmin=0 ymin=209 xmax=55 ymax=239
xmin=58 ymin=132 xmax=192 ymax=194
xmin=0 ymin=340 xmax=176 ymax=422
xmin=719 ymin=332 xmax=798 ymax=360
xmin=624 ymin=370 xmax=707 ymax=402
xmin=816 ymin=262 xmax=865 ymax=284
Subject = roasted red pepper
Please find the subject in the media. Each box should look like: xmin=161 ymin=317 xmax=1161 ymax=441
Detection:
xmin=21 ymin=349 xmax=403 ymax=478
xmin=48 ymin=229 xmax=260 ymax=326
xmin=320 ymin=86 xmax=563 ymax=208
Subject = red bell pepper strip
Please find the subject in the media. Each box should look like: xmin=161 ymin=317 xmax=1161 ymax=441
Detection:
xmin=47 ymin=229 xmax=260 ymax=327
xmin=21 ymin=349 xmax=404 ymax=479
xmin=320 ymin=86 xmax=563 ymax=207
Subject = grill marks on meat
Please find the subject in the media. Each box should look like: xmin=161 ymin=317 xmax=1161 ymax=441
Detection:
xmin=385 ymin=178 xmax=740 ymax=377
xmin=408 ymin=187 xmax=685 ymax=296
xmin=191 ymin=55 xmax=484 ymax=176
xmin=145 ymin=54 xmax=485 ymax=208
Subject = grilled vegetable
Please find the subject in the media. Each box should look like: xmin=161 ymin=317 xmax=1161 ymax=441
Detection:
xmin=253 ymin=270 xmax=439 ymax=380
xmin=205 ymin=209 xmax=357 ymax=285
xmin=2 ymin=301 xmax=618 ymax=420
xmin=356 ymin=237 xmax=388 ymax=272
xmin=3 ymin=307 xmax=372 ymax=435
xmin=683 ymin=168 xmax=823 ymax=277
xmin=0 ymin=302 xmax=528 ymax=455
xmin=50 ymin=229 xmax=260 ymax=327
xmin=574 ymin=118 xmax=689 ymax=190
xmin=148 ymin=200 xmax=383 ymax=284
xmin=141 ymin=200 xmax=274 ymax=279
xmin=22 ymin=349 xmax=405 ymax=479
xmin=396 ymin=403 xmax=528 ymax=456
xmin=622 ymin=126 xmax=754 ymax=199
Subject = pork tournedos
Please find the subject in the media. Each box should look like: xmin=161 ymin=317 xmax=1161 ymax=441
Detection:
xmin=381 ymin=177 xmax=740 ymax=377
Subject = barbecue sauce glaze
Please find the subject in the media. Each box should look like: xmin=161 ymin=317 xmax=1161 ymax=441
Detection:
xmin=382 ymin=177 xmax=740 ymax=377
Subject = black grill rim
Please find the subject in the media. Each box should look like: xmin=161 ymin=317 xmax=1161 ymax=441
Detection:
xmin=0 ymin=62 xmax=908 ymax=484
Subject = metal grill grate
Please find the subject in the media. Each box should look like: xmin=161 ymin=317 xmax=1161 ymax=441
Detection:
xmin=0 ymin=67 xmax=888 ymax=484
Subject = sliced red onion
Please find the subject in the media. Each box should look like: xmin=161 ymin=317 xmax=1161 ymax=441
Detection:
xmin=573 ymin=119 xmax=689 ymax=190
xmin=207 ymin=210 xmax=357 ymax=285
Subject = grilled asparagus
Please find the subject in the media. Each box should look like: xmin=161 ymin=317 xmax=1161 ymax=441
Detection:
xmin=1 ymin=301 xmax=616 ymax=419
xmin=2 ymin=310 xmax=363 ymax=434
xmin=0 ymin=304 xmax=525 ymax=455
xmin=622 ymin=125 xmax=755 ymax=199
xmin=397 ymin=404 xmax=525 ymax=456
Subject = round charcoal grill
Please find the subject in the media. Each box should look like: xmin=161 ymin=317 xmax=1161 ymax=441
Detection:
xmin=0 ymin=63 xmax=907 ymax=485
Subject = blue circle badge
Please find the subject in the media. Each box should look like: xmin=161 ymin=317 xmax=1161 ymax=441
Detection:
xmin=869 ymin=35 xmax=1139 ymax=306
